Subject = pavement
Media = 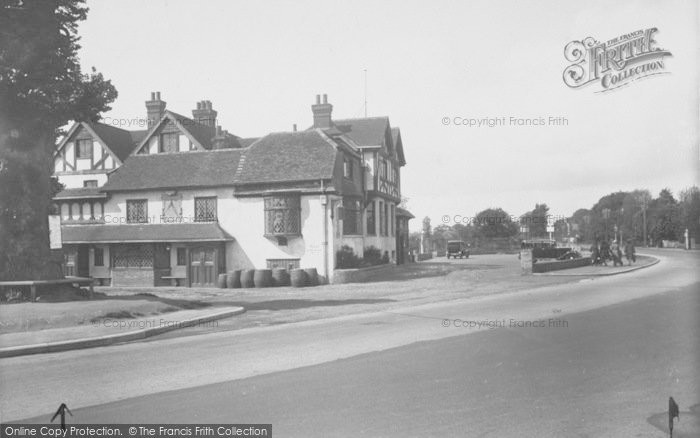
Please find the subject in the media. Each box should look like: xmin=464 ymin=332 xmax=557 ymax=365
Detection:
xmin=1 ymin=249 xmax=696 ymax=427
xmin=0 ymin=306 xmax=245 ymax=358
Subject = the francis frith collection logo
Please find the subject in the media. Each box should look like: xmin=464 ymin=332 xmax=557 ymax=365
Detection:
xmin=563 ymin=28 xmax=672 ymax=92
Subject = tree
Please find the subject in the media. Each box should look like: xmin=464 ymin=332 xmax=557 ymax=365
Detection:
xmin=473 ymin=208 xmax=518 ymax=239
xmin=521 ymin=203 xmax=549 ymax=238
xmin=0 ymin=0 xmax=118 ymax=280
xmin=431 ymin=224 xmax=457 ymax=252
xmin=648 ymin=188 xmax=681 ymax=245
xmin=678 ymin=186 xmax=700 ymax=243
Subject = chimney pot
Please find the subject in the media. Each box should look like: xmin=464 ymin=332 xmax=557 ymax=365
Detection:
xmin=156 ymin=92 xmax=161 ymax=100
xmin=316 ymin=94 xmax=321 ymax=104
xmin=150 ymin=92 xmax=156 ymax=100
xmin=323 ymin=94 xmax=327 ymax=104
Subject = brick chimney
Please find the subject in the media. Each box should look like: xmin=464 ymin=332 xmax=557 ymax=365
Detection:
xmin=312 ymin=94 xmax=333 ymax=129
xmin=145 ymin=92 xmax=166 ymax=128
xmin=192 ymin=100 xmax=217 ymax=127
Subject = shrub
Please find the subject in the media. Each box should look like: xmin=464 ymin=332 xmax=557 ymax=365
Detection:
xmin=363 ymin=246 xmax=382 ymax=266
xmin=336 ymin=245 xmax=361 ymax=269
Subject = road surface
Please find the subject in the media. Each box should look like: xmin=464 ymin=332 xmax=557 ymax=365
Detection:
xmin=2 ymin=249 xmax=698 ymax=437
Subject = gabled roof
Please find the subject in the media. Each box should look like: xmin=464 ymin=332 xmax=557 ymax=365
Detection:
xmin=88 ymin=123 xmax=145 ymax=161
xmin=61 ymin=223 xmax=233 ymax=243
xmin=167 ymin=110 xmax=218 ymax=149
xmin=234 ymin=130 xmax=339 ymax=185
xmin=391 ymin=127 xmax=406 ymax=166
xmin=133 ymin=110 xmax=231 ymax=154
xmin=333 ymin=117 xmax=390 ymax=147
xmin=55 ymin=121 xmax=142 ymax=164
xmin=102 ymin=149 xmax=244 ymax=191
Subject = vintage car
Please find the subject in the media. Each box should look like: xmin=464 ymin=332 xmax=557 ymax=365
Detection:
xmin=446 ymin=240 xmax=470 ymax=259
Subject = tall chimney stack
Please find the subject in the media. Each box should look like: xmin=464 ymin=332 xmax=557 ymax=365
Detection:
xmin=146 ymin=91 xmax=166 ymax=128
xmin=192 ymin=100 xmax=218 ymax=127
xmin=311 ymin=93 xmax=333 ymax=129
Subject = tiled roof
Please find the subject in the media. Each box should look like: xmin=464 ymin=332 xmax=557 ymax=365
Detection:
xmin=89 ymin=122 xmax=142 ymax=161
xmin=333 ymin=117 xmax=389 ymax=147
xmin=166 ymin=110 xmax=218 ymax=149
xmin=54 ymin=187 xmax=107 ymax=200
xmin=102 ymin=149 xmax=244 ymax=191
xmin=61 ymin=223 xmax=233 ymax=243
xmin=396 ymin=207 xmax=414 ymax=219
xmin=235 ymin=130 xmax=338 ymax=185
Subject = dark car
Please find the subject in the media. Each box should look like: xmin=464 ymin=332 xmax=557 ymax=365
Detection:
xmin=446 ymin=240 xmax=470 ymax=259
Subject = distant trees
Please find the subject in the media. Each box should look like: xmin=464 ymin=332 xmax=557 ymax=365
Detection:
xmin=520 ymin=203 xmax=549 ymax=238
xmin=473 ymin=208 xmax=519 ymax=239
xmin=566 ymin=187 xmax=698 ymax=246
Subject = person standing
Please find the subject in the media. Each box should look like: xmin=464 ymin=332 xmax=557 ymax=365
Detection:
xmin=600 ymin=239 xmax=610 ymax=266
xmin=590 ymin=240 xmax=600 ymax=265
xmin=624 ymin=239 xmax=636 ymax=265
xmin=611 ymin=240 xmax=623 ymax=266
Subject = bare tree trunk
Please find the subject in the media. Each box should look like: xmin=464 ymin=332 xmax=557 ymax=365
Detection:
xmin=0 ymin=125 xmax=63 ymax=281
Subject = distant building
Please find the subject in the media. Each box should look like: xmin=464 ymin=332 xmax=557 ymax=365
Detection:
xmin=52 ymin=93 xmax=411 ymax=286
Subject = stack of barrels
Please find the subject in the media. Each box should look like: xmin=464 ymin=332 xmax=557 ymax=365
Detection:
xmin=218 ymin=267 xmax=320 ymax=289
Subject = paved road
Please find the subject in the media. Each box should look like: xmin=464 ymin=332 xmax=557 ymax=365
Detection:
xmin=2 ymin=250 xmax=698 ymax=436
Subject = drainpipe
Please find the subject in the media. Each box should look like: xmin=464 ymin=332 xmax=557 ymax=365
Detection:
xmin=321 ymin=179 xmax=329 ymax=282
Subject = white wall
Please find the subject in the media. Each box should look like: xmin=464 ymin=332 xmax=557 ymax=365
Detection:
xmin=103 ymin=188 xmax=332 ymax=277
xmin=57 ymin=173 xmax=109 ymax=189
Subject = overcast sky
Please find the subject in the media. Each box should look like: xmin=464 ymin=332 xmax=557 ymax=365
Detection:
xmin=77 ymin=0 xmax=699 ymax=231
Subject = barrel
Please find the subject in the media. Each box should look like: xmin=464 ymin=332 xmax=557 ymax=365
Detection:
xmin=304 ymin=268 xmax=318 ymax=286
xmin=290 ymin=268 xmax=307 ymax=287
xmin=240 ymin=269 xmax=256 ymax=288
xmin=226 ymin=270 xmax=241 ymax=288
xmin=253 ymin=269 xmax=273 ymax=288
xmin=272 ymin=268 xmax=290 ymax=287
xmin=216 ymin=273 xmax=227 ymax=289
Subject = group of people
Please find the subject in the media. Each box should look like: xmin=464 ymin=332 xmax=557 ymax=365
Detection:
xmin=590 ymin=238 xmax=636 ymax=267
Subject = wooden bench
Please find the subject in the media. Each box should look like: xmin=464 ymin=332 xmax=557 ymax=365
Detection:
xmin=0 ymin=277 xmax=94 ymax=302
xmin=161 ymin=276 xmax=186 ymax=287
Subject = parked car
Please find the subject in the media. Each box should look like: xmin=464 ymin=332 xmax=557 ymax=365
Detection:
xmin=446 ymin=240 xmax=470 ymax=259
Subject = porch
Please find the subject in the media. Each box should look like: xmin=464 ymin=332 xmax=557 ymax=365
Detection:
xmin=60 ymin=223 xmax=233 ymax=287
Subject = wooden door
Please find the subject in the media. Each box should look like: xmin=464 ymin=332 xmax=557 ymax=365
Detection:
xmin=190 ymin=247 xmax=216 ymax=287
xmin=153 ymin=243 xmax=171 ymax=286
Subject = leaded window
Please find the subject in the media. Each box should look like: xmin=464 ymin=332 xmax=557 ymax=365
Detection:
xmin=194 ymin=197 xmax=217 ymax=222
xmin=366 ymin=201 xmax=376 ymax=235
xmin=94 ymin=247 xmax=104 ymax=266
xmin=127 ymin=199 xmax=148 ymax=223
xmin=113 ymin=244 xmax=153 ymax=268
xmin=76 ymin=139 xmax=92 ymax=159
xmin=264 ymin=195 xmax=301 ymax=236
xmin=343 ymin=198 xmax=362 ymax=235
